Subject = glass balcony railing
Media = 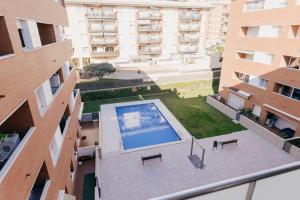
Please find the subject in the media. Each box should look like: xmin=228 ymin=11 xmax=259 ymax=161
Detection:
xmin=244 ymin=0 xmax=287 ymax=11
xmin=86 ymin=10 xmax=117 ymax=19
xmin=179 ymin=12 xmax=201 ymax=20
xmin=137 ymin=11 xmax=162 ymax=20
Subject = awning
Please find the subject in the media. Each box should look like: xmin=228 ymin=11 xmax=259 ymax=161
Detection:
xmin=224 ymin=87 xmax=252 ymax=99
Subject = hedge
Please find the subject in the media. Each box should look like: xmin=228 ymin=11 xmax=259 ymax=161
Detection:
xmin=81 ymin=85 xmax=173 ymax=102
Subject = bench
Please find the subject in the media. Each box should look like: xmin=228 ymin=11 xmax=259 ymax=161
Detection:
xmin=141 ymin=153 xmax=162 ymax=165
xmin=219 ymin=139 xmax=238 ymax=148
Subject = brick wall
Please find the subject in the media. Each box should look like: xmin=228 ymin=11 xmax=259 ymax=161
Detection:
xmin=0 ymin=16 xmax=13 ymax=56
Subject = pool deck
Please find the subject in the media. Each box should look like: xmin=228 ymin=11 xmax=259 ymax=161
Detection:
xmin=97 ymin=130 xmax=297 ymax=200
xmin=100 ymin=99 xmax=192 ymax=153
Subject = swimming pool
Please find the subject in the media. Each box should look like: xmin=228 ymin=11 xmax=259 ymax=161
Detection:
xmin=116 ymin=103 xmax=181 ymax=150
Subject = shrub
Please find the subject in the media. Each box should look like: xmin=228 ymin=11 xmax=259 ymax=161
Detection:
xmin=81 ymin=85 xmax=171 ymax=102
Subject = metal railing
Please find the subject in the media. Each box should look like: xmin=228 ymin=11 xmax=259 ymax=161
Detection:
xmin=189 ymin=137 xmax=205 ymax=169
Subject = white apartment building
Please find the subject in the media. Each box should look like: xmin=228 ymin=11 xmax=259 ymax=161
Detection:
xmin=64 ymin=0 xmax=215 ymax=69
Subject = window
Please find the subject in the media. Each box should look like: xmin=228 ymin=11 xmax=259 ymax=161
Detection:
xmin=92 ymin=46 xmax=97 ymax=51
xmin=234 ymin=72 xmax=267 ymax=89
xmin=259 ymin=79 xmax=268 ymax=89
xmin=49 ymin=69 xmax=63 ymax=95
xmin=49 ymin=126 xmax=63 ymax=166
xmin=59 ymin=106 xmax=70 ymax=134
xmin=282 ymin=56 xmax=300 ymax=70
xmin=28 ymin=162 xmax=50 ymax=200
xmin=70 ymin=161 xmax=74 ymax=179
xmin=16 ymin=19 xmax=42 ymax=49
xmin=36 ymin=81 xmax=54 ymax=114
xmin=105 ymin=46 xmax=114 ymax=52
xmin=55 ymin=25 xmax=65 ymax=42
xmin=71 ymin=58 xmax=79 ymax=68
xmin=37 ymin=22 xmax=56 ymax=45
xmin=0 ymin=101 xmax=35 ymax=171
xmin=292 ymin=88 xmax=300 ymax=101
xmin=0 ymin=16 xmax=14 ymax=56
xmin=82 ymin=58 xmax=90 ymax=66
xmin=235 ymin=72 xmax=249 ymax=82
xmin=252 ymin=104 xmax=262 ymax=117
xmin=274 ymin=83 xmax=293 ymax=97
xmin=18 ymin=29 xmax=25 ymax=47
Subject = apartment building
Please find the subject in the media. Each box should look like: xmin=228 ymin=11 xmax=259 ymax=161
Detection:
xmin=64 ymin=0 xmax=214 ymax=69
xmin=0 ymin=0 xmax=81 ymax=199
xmin=219 ymin=0 xmax=300 ymax=136
xmin=206 ymin=0 xmax=231 ymax=46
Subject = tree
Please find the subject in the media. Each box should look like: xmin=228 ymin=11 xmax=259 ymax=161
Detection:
xmin=206 ymin=43 xmax=224 ymax=56
xmin=83 ymin=62 xmax=115 ymax=82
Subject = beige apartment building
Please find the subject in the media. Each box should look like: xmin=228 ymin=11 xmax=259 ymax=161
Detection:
xmin=206 ymin=0 xmax=231 ymax=46
xmin=0 ymin=0 xmax=81 ymax=199
xmin=219 ymin=0 xmax=300 ymax=137
xmin=64 ymin=0 xmax=232 ymax=69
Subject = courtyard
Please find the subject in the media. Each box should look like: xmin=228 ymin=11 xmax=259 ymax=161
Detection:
xmin=82 ymin=80 xmax=245 ymax=139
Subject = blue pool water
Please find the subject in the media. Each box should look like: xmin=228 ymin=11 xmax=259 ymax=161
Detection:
xmin=116 ymin=103 xmax=181 ymax=150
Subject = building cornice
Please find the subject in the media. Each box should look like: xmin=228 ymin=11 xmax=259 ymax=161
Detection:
xmin=64 ymin=0 xmax=214 ymax=9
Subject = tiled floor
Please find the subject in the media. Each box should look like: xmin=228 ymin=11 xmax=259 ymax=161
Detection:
xmin=73 ymin=159 xmax=95 ymax=200
xmin=97 ymin=130 xmax=296 ymax=200
xmin=80 ymin=121 xmax=99 ymax=147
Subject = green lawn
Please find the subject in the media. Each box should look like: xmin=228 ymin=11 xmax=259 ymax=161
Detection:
xmin=83 ymin=92 xmax=245 ymax=139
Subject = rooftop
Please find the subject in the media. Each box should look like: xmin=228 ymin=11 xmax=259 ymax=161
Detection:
xmin=97 ymin=130 xmax=296 ymax=200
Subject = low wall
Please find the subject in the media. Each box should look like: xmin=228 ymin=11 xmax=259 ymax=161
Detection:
xmin=239 ymin=115 xmax=285 ymax=149
xmin=77 ymin=146 xmax=97 ymax=158
xmin=206 ymin=95 xmax=237 ymax=119
xmin=289 ymin=145 xmax=300 ymax=160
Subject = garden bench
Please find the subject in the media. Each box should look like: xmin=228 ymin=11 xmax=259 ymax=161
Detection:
xmin=142 ymin=153 xmax=162 ymax=165
xmin=219 ymin=139 xmax=238 ymax=148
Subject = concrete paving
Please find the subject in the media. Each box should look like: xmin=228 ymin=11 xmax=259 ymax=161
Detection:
xmin=97 ymin=130 xmax=296 ymax=200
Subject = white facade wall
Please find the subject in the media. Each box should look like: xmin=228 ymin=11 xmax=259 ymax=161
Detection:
xmin=199 ymin=11 xmax=208 ymax=56
xmin=118 ymin=7 xmax=137 ymax=60
xmin=161 ymin=9 xmax=178 ymax=58
xmin=65 ymin=6 xmax=89 ymax=66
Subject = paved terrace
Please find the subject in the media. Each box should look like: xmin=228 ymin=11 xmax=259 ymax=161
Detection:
xmin=98 ymin=130 xmax=296 ymax=200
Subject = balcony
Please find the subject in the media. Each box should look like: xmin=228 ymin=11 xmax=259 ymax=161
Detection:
xmin=179 ymin=12 xmax=201 ymax=20
xmin=282 ymin=56 xmax=300 ymax=70
xmin=137 ymin=25 xmax=161 ymax=32
xmin=28 ymin=162 xmax=50 ymax=200
xmin=273 ymin=83 xmax=300 ymax=102
xmin=137 ymin=11 xmax=162 ymax=20
xmin=178 ymin=34 xmax=199 ymax=43
xmin=86 ymin=10 xmax=117 ymax=19
xmin=289 ymin=25 xmax=300 ymax=39
xmin=236 ymin=50 xmax=273 ymax=65
xmin=244 ymin=0 xmax=287 ymax=11
xmin=91 ymin=50 xmax=120 ymax=57
xmin=49 ymin=69 xmax=64 ymax=95
xmin=240 ymin=25 xmax=281 ymax=38
xmin=88 ymin=24 xmax=118 ymax=33
xmin=138 ymin=35 xmax=161 ymax=44
xmin=178 ymin=45 xmax=198 ymax=53
xmin=178 ymin=24 xmax=200 ymax=32
xmin=59 ymin=106 xmax=70 ymax=135
xmin=69 ymin=89 xmax=79 ymax=111
xmin=90 ymin=37 xmax=118 ymax=45
xmin=0 ymin=101 xmax=35 ymax=180
xmin=139 ymin=46 xmax=161 ymax=55
xmin=264 ymin=111 xmax=297 ymax=139
xmin=0 ymin=16 xmax=14 ymax=58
